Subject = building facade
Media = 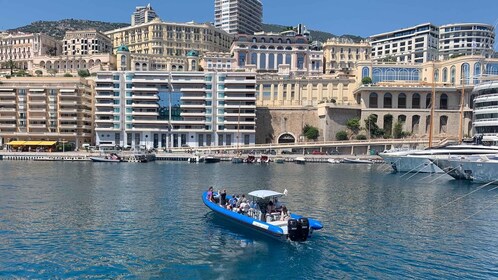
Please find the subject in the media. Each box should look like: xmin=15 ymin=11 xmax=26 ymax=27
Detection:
xmin=31 ymin=53 xmax=116 ymax=75
xmin=201 ymin=52 xmax=234 ymax=71
xmin=231 ymin=34 xmax=323 ymax=76
xmin=214 ymin=0 xmax=263 ymax=35
xmin=439 ymin=23 xmax=495 ymax=60
xmin=354 ymin=56 xmax=498 ymax=139
xmin=257 ymin=74 xmax=356 ymax=107
xmin=472 ymin=80 xmax=498 ymax=142
xmin=94 ymin=71 xmax=256 ymax=149
xmin=0 ymin=32 xmax=61 ymax=72
xmin=105 ymin=18 xmax=233 ymax=57
xmin=131 ymin=3 xmax=158 ymax=26
xmin=369 ymin=23 xmax=439 ymax=63
xmin=62 ymin=30 xmax=113 ymax=56
xmin=323 ymin=38 xmax=371 ymax=75
xmin=0 ymin=77 xmax=93 ymax=147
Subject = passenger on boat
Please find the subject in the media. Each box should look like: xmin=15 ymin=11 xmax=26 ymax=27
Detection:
xmin=220 ymin=189 xmax=227 ymax=207
xmin=238 ymin=200 xmax=250 ymax=214
xmin=213 ymin=190 xmax=221 ymax=204
xmin=236 ymin=194 xmax=246 ymax=208
xmin=274 ymin=198 xmax=282 ymax=211
xmin=207 ymin=186 xmax=215 ymax=202
xmin=229 ymin=195 xmax=237 ymax=208
xmin=280 ymin=206 xmax=290 ymax=221
xmin=267 ymin=200 xmax=276 ymax=213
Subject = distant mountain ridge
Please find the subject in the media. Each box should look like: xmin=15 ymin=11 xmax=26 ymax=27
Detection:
xmin=6 ymin=19 xmax=365 ymax=43
xmin=7 ymin=19 xmax=130 ymax=39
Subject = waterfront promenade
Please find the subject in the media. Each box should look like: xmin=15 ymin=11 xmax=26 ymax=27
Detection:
xmin=0 ymin=150 xmax=383 ymax=163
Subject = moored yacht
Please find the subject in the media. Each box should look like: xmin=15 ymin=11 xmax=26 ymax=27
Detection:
xmin=431 ymin=154 xmax=498 ymax=183
xmin=379 ymin=143 xmax=498 ymax=173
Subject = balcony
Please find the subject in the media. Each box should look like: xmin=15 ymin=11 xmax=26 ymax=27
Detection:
xmin=0 ymin=92 xmax=15 ymax=97
xmin=29 ymin=124 xmax=47 ymax=128
xmin=132 ymin=86 xmax=159 ymax=92
xmin=180 ymin=104 xmax=206 ymax=109
xmin=224 ymin=88 xmax=256 ymax=93
xmin=0 ymin=100 xmax=16 ymax=105
xmin=59 ymin=101 xmax=77 ymax=106
xmin=59 ymin=108 xmax=78 ymax=113
xmin=28 ymin=108 xmax=46 ymax=113
xmin=131 ymin=103 xmax=158 ymax=108
xmin=132 ymin=95 xmax=159 ymax=101
xmin=181 ymin=112 xmax=205 ymax=117
xmin=0 ymin=124 xmax=16 ymax=128
xmin=181 ymin=96 xmax=206 ymax=101
xmin=131 ymin=111 xmax=158 ymax=116
xmin=59 ymin=124 xmax=78 ymax=129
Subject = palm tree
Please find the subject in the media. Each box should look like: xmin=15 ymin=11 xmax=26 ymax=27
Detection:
xmin=2 ymin=59 xmax=15 ymax=76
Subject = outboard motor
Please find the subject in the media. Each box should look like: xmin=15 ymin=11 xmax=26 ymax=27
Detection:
xmin=287 ymin=219 xmax=300 ymax=241
xmin=299 ymin=218 xmax=310 ymax=241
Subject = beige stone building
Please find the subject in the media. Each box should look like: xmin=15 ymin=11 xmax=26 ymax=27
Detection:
xmin=0 ymin=32 xmax=61 ymax=72
xmin=63 ymin=30 xmax=112 ymax=56
xmin=31 ymin=53 xmax=116 ymax=76
xmin=353 ymin=55 xmax=498 ymax=139
xmin=0 ymin=77 xmax=93 ymax=147
xmin=323 ymin=38 xmax=371 ymax=75
xmin=256 ymin=74 xmax=356 ymax=107
xmin=105 ymin=18 xmax=233 ymax=57
xmin=231 ymin=33 xmax=323 ymax=76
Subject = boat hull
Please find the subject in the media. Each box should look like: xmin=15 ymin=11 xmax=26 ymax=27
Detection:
xmin=432 ymin=158 xmax=498 ymax=183
xmin=380 ymin=154 xmax=443 ymax=173
xmin=89 ymin=157 xmax=121 ymax=163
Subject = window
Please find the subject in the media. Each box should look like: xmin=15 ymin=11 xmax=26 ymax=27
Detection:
xmin=369 ymin=92 xmax=378 ymax=108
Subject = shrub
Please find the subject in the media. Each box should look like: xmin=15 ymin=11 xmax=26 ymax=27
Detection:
xmin=303 ymin=124 xmax=319 ymax=141
xmin=361 ymin=77 xmax=372 ymax=85
xmin=356 ymin=134 xmax=367 ymax=140
xmin=63 ymin=73 xmax=73 ymax=77
xmin=336 ymin=130 xmax=348 ymax=141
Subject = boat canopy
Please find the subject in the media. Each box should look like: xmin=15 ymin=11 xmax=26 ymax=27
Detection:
xmin=248 ymin=190 xmax=284 ymax=199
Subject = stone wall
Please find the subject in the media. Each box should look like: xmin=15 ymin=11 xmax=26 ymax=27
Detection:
xmin=256 ymin=107 xmax=319 ymax=144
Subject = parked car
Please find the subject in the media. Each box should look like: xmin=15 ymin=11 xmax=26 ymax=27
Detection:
xmin=312 ymin=150 xmax=326 ymax=155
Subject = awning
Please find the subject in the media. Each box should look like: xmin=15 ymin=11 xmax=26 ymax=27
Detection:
xmin=7 ymin=141 xmax=57 ymax=146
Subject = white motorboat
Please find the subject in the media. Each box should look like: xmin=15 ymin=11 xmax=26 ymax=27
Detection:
xmin=379 ymin=144 xmax=498 ymax=173
xmin=294 ymin=157 xmax=306 ymax=164
xmin=341 ymin=158 xmax=373 ymax=164
xmin=327 ymin=158 xmax=340 ymax=164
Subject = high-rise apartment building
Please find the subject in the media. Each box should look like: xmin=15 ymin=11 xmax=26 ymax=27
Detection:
xmin=131 ymin=3 xmax=158 ymax=26
xmin=369 ymin=23 xmax=439 ymax=64
xmin=0 ymin=77 xmax=93 ymax=147
xmin=439 ymin=23 xmax=495 ymax=60
xmin=214 ymin=0 xmax=263 ymax=35
xmin=94 ymin=71 xmax=256 ymax=149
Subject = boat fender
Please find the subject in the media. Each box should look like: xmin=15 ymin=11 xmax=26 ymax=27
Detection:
xmin=287 ymin=218 xmax=300 ymax=241
xmin=299 ymin=218 xmax=310 ymax=241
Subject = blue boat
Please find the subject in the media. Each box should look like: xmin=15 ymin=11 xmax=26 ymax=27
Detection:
xmin=202 ymin=189 xmax=323 ymax=241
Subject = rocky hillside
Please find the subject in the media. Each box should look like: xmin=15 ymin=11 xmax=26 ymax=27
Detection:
xmin=262 ymin=23 xmax=364 ymax=43
xmin=7 ymin=19 xmax=364 ymax=43
xmin=8 ymin=19 xmax=129 ymax=39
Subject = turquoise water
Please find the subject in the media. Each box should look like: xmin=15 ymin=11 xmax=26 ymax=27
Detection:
xmin=0 ymin=161 xmax=497 ymax=279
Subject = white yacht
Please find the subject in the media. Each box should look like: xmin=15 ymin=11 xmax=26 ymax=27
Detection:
xmin=431 ymin=154 xmax=498 ymax=183
xmin=379 ymin=144 xmax=498 ymax=173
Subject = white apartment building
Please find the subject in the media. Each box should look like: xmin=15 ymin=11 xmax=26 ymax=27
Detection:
xmin=94 ymin=71 xmax=256 ymax=149
xmin=369 ymin=23 xmax=439 ymax=63
xmin=63 ymin=30 xmax=112 ymax=55
xmin=214 ymin=0 xmax=263 ymax=35
xmin=439 ymin=23 xmax=495 ymax=60
xmin=105 ymin=18 xmax=233 ymax=57
xmin=0 ymin=32 xmax=61 ymax=72
xmin=231 ymin=33 xmax=323 ymax=76
xmin=131 ymin=3 xmax=158 ymax=26
xmin=0 ymin=77 xmax=93 ymax=147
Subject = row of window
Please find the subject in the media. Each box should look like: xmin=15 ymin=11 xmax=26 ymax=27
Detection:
xmin=368 ymin=92 xmax=449 ymax=109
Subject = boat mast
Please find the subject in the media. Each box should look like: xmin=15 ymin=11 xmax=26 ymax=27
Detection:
xmin=429 ymin=61 xmax=436 ymax=148
xmin=458 ymin=78 xmax=465 ymax=143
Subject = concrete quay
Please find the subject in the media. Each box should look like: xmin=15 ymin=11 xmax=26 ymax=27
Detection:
xmin=0 ymin=151 xmax=384 ymax=164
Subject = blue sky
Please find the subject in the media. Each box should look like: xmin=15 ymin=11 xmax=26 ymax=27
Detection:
xmin=1 ymin=0 xmax=498 ymax=40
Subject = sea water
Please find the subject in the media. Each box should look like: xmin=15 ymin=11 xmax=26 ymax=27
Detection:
xmin=0 ymin=161 xmax=497 ymax=279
